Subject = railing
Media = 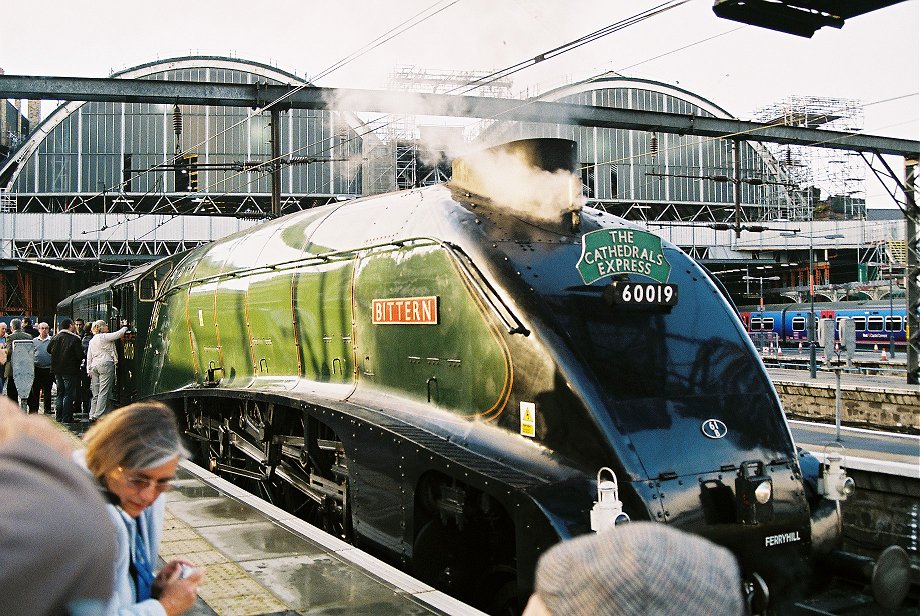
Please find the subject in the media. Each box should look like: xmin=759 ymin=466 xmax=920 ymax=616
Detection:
xmin=0 ymin=190 xmax=15 ymax=212
xmin=750 ymin=331 xmax=780 ymax=353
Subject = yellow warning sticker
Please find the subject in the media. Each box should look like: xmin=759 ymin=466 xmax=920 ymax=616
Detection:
xmin=520 ymin=401 xmax=536 ymax=438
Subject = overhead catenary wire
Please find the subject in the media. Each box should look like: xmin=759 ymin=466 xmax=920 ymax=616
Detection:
xmin=73 ymin=0 xmax=756 ymax=234
xmin=81 ymin=1 xmax=695 ymax=235
xmin=68 ymin=0 xmax=462 ymax=232
xmin=457 ymin=0 xmax=691 ymax=95
xmin=89 ymin=84 xmax=915 ymax=243
xmin=310 ymin=0 xmax=460 ymax=83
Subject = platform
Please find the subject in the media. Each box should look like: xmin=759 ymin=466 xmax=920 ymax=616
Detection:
xmin=163 ymin=460 xmax=484 ymax=616
xmin=766 ymin=365 xmax=920 ymax=433
xmin=787 ymin=421 xmax=919 ymax=479
xmin=767 ymin=366 xmax=920 ymax=394
xmin=54 ymin=419 xmax=482 ymax=616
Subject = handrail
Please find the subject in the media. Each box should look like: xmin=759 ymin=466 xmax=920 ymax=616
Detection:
xmin=155 ymin=235 xmax=530 ymax=337
xmin=158 ymin=237 xmax=440 ymax=300
xmin=443 ymin=242 xmax=530 ymax=336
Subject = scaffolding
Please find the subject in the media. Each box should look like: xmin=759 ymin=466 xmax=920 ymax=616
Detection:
xmin=754 ymin=96 xmax=866 ymax=221
xmin=0 ymin=189 xmax=14 ymax=212
xmin=384 ymin=66 xmax=513 ymax=190
xmin=388 ymin=65 xmax=513 ymax=97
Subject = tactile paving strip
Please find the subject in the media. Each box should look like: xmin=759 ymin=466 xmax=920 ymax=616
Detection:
xmin=161 ymin=505 xmax=289 ymax=615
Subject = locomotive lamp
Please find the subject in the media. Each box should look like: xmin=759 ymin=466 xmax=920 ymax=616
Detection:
xmin=590 ymin=467 xmax=630 ymax=532
xmin=736 ymin=461 xmax=774 ymax=524
xmin=818 ymin=444 xmax=856 ymax=501
xmin=754 ymin=481 xmax=773 ymax=504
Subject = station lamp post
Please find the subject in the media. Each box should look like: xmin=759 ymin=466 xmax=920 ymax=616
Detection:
xmin=781 ymin=231 xmax=845 ymax=378
xmin=866 ymin=261 xmax=898 ymax=358
xmin=742 ymin=275 xmax=781 ymax=312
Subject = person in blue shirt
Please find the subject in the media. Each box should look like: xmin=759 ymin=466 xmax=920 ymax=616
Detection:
xmin=82 ymin=402 xmax=204 ymax=615
xmin=28 ymin=322 xmax=54 ymax=414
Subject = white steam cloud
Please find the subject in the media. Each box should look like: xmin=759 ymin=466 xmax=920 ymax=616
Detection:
xmin=452 ymin=148 xmax=585 ymax=224
xmin=321 ymin=88 xmax=585 ymax=223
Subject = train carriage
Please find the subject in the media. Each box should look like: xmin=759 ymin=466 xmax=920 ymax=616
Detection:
xmin=740 ymin=301 xmax=908 ymax=350
xmin=56 ymin=254 xmax=185 ymax=406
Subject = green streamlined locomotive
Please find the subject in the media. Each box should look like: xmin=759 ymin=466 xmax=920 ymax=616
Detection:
xmin=59 ymin=139 xmax=860 ymax=614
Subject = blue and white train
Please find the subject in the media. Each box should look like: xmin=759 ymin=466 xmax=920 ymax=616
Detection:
xmin=739 ymin=300 xmax=908 ymax=349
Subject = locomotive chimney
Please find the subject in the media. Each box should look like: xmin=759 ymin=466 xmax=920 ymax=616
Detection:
xmin=450 ymin=138 xmax=583 ymax=229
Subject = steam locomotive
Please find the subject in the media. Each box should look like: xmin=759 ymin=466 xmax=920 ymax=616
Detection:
xmin=58 ymin=138 xmax=858 ymax=614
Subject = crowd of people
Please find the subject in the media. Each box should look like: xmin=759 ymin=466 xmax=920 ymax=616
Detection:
xmin=0 ymin=317 xmax=126 ymax=424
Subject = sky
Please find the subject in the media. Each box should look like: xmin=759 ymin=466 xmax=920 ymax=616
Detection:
xmin=2 ymin=0 xmax=917 ymax=207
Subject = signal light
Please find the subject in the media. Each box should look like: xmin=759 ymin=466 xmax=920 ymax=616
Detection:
xmin=175 ymin=153 xmax=199 ymax=192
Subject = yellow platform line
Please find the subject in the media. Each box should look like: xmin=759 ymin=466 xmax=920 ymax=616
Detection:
xmin=159 ymin=508 xmax=288 ymax=615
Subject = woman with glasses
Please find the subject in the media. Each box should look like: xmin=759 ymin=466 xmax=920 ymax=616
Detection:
xmin=82 ymin=402 xmax=203 ymax=615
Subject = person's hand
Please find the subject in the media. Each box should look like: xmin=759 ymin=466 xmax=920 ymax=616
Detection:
xmin=154 ymin=559 xmax=203 ymax=616
xmin=151 ymin=560 xmax=183 ymax=597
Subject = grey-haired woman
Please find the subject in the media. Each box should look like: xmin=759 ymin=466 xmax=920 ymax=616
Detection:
xmin=82 ymin=402 xmax=203 ymax=615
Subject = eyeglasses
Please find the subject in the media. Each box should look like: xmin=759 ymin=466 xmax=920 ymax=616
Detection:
xmin=117 ymin=467 xmax=175 ymax=492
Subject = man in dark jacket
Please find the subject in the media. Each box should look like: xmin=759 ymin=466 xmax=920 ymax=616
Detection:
xmin=21 ymin=318 xmax=39 ymax=338
xmin=79 ymin=323 xmax=93 ymax=417
xmin=47 ymin=319 xmax=83 ymax=423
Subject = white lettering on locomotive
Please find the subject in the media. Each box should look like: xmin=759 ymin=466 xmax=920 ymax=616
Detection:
xmin=764 ymin=531 xmax=801 ymax=547
xmin=372 ymin=296 xmax=439 ymax=325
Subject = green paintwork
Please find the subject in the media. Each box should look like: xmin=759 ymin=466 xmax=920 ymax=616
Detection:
xmin=294 ymin=258 xmax=355 ymax=384
xmin=142 ymin=214 xmax=510 ymax=419
xmin=187 ymin=281 xmax=220 ymax=386
xmin=211 ymin=282 xmax=251 ymax=387
xmin=247 ymin=269 xmax=300 ymax=387
xmin=149 ymin=289 xmax=196 ymax=393
xmin=352 ymin=244 xmax=510 ymax=417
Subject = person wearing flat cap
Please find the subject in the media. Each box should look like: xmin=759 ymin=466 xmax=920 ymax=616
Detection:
xmin=523 ymin=522 xmax=745 ymax=616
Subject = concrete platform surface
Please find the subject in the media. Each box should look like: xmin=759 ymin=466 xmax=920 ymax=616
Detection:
xmin=161 ymin=461 xmax=485 ymax=616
